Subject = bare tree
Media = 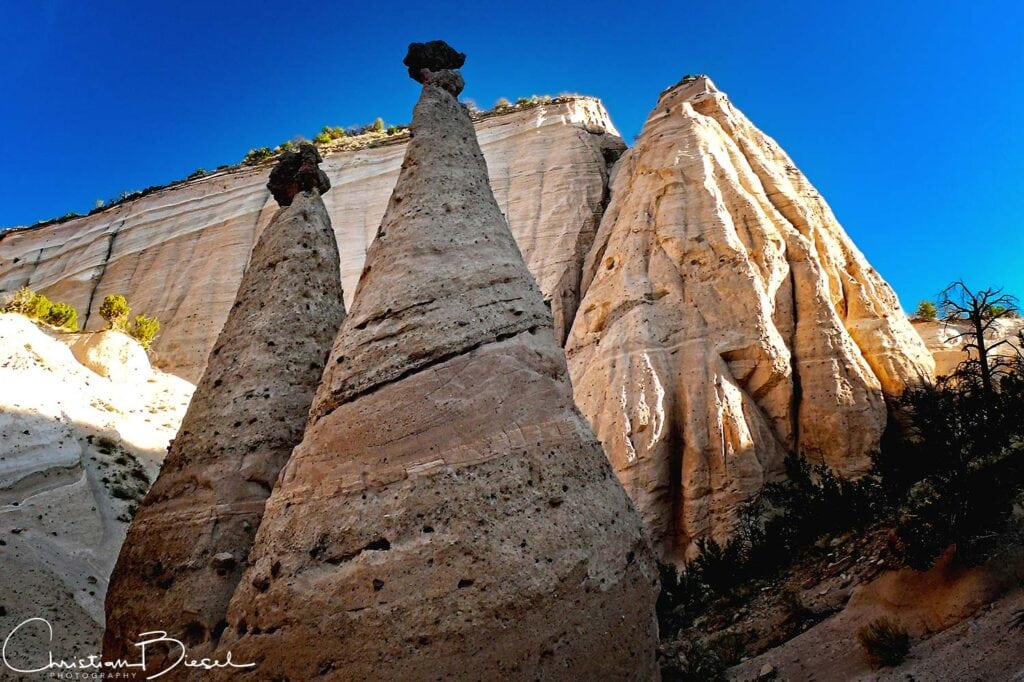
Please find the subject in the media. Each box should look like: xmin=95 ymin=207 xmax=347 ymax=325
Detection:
xmin=939 ymin=281 xmax=1021 ymax=400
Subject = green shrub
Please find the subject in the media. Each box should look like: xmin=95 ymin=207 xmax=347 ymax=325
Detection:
xmin=242 ymin=147 xmax=274 ymax=165
xmin=913 ymin=300 xmax=938 ymax=321
xmin=186 ymin=168 xmax=206 ymax=180
xmin=44 ymin=302 xmax=78 ymax=331
xmin=130 ymin=314 xmax=160 ymax=350
xmin=99 ymin=294 xmax=131 ymax=331
xmin=3 ymin=286 xmax=50 ymax=318
xmin=857 ymin=618 xmax=910 ymax=668
xmin=312 ymin=131 xmax=332 ymax=145
xmin=371 ymin=117 xmax=385 ymax=133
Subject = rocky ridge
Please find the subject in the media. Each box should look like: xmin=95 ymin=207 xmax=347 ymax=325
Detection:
xmin=565 ymin=76 xmax=934 ymax=559
xmin=0 ymin=97 xmax=622 ymax=381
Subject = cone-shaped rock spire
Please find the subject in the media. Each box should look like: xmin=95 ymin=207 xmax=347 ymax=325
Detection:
xmin=103 ymin=144 xmax=347 ymax=671
xmin=214 ymin=43 xmax=659 ymax=679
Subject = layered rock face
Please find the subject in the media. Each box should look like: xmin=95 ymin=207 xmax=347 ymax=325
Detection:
xmin=0 ymin=99 xmax=620 ymax=381
xmin=103 ymin=145 xmax=345 ymax=668
xmin=566 ymin=76 xmax=934 ymax=560
xmin=213 ymin=52 xmax=659 ymax=680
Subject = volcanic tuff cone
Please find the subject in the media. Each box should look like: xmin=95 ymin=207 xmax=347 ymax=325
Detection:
xmin=566 ymin=76 xmax=935 ymax=562
xmin=103 ymin=145 xmax=346 ymax=671
xmin=213 ymin=45 xmax=660 ymax=680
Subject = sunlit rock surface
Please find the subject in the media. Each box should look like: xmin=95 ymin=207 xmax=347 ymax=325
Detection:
xmin=565 ymin=76 xmax=934 ymax=560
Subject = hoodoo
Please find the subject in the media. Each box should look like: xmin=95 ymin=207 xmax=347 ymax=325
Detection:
xmin=213 ymin=42 xmax=660 ymax=679
xmin=103 ymin=144 xmax=346 ymax=669
xmin=566 ymin=76 xmax=935 ymax=562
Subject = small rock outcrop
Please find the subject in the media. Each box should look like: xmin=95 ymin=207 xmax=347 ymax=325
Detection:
xmin=214 ymin=43 xmax=659 ymax=680
xmin=103 ymin=145 xmax=346 ymax=669
xmin=266 ymin=144 xmax=331 ymax=206
xmin=566 ymin=76 xmax=935 ymax=561
xmin=403 ymin=39 xmax=466 ymax=83
xmin=68 ymin=329 xmax=150 ymax=382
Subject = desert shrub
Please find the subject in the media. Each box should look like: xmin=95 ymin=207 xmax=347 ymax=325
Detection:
xmin=313 ymin=131 xmax=331 ymax=145
xmin=913 ymin=300 xmax=938 ymax=321
xmin=659 ymin=637 xmax=728 ymax=682
xmin=857 ymin=618 xmax=910 ymax=668
xmin=130 ymin=314 xmax=160 ymax=350
xmin=371 ymin=117 xmax=385 ymax=133
xmin=99 ymin=294 xmax=131 ymax=331
xmin=494 ymin=97 xmax=511 ymax=109
xmin=242 ymin=147 xmax=274 ymax=165
xmin=3 ymin=286 xmax=51 ymax=318
xmin=882 ymin=350 xmax=1024 ymax=569
xmin=44 ymin=302 xmax=78 ymax=331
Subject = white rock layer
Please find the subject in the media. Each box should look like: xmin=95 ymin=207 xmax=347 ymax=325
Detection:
xmin=0 ymin=99 xmax=620 ymax=381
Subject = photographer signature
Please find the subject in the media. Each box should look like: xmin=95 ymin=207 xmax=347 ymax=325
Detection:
xmin=3 ymin=617 xmax=256 ymax=679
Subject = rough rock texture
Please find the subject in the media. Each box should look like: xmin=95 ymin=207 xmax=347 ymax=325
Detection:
xmin=213 ymin=64 xmax=659 ymax=680
xmin=913 ymin=318 xmax=1024 ymax=378
xmin=0 ymin=313 xmax=193 ymax=665
xmin=103 ymin=167 xmax=346 ymax=669
xmin=403 ymin=40 xmax=466 ymax=82
xmin=266 ymin=143 xmax=331 ymax=206
xmin=730 ymin=549 xmax=1024 ymax=681
xmin=0 ymin=99 xmax=621 ymax=382
xmin=68 ymin=329 xmax=151 ymax=383
xmin=566 ymin=76 xmax=935 ymax=560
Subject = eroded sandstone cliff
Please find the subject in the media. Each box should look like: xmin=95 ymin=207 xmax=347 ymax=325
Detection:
xmin=103 ymin=145 xmax=346 ymax=670
xmin=565 ymin=76 xmax=934 ymax=560
xmin=211 ymin=50 xmax=659 ymax=680
xmin=0 ymin=98 xmax=621 ymax=381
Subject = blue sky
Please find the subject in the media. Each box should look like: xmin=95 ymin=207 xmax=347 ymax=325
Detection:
xmin=2 ymin=0 xmax=1021 ymax=309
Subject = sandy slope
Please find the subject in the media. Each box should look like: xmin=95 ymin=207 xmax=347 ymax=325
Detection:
xmin=0 ymin=313 xmax=193 ymax=673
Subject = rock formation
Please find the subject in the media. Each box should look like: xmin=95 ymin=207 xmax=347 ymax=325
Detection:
xmin=0 ymin=99 xmax=620 ymax=381
xmin=913 ymin=318 xmax=1024 ymax=378
xmin=103 ymin=144 xmax=346 ymax=668
xmin=213 ymin=43 xmax=659 ymax=680
xmin=0 ymin=312 xmax=193 ymax=664
xmin=566 ymin=76 xmax=935 ymax=561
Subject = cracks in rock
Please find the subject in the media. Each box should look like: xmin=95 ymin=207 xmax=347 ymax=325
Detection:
xmin=313 ymin=323 xmax=545 ymax=423
xmin=82 ymin=212 xmax=130 ymax=329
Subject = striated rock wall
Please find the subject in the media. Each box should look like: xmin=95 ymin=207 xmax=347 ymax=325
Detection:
xmin=211 ymin=58 xmax=659 ymax=680
xmin=103 ymin=148 xmax=346 ymax=669
xmin=0 ymin=99 xmax=621 ymax=382
xmin=565 ymin=77 xmax=934 ymax=560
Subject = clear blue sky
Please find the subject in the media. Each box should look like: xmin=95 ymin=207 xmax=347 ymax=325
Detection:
xmin=2 ymin=1 xmax=1021 ymax=309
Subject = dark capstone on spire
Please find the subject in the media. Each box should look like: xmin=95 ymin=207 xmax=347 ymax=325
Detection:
xmin=266 ymin=143 xmax=331 ymax=207
xmin=403 ymin=40 xmax=466 ymax=90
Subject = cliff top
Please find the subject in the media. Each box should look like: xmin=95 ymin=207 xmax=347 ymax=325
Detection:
xmin=1 ymin=94 xmax=611 ymax=236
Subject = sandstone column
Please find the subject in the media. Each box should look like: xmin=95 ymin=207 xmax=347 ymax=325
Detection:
xmin=103 ymin=144 xmax=347 ymax=669
xmin=214 ymin=42 xmax=659 ymax=680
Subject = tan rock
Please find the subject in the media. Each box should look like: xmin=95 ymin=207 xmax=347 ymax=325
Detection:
xmin=103 ymin=146 xmax=346 ymax=670
xmin=0 ymin=99 xmax=620 ymax=381
xmin=214 ymin=57 xmax=658 ymax=680
xmin=566 ymin=76 xmax=934 ymax=561
xmin=912 ymin=318 xmax=1023 ymax=378
xmin=67 ymin=329 xmax=150 ymax=382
